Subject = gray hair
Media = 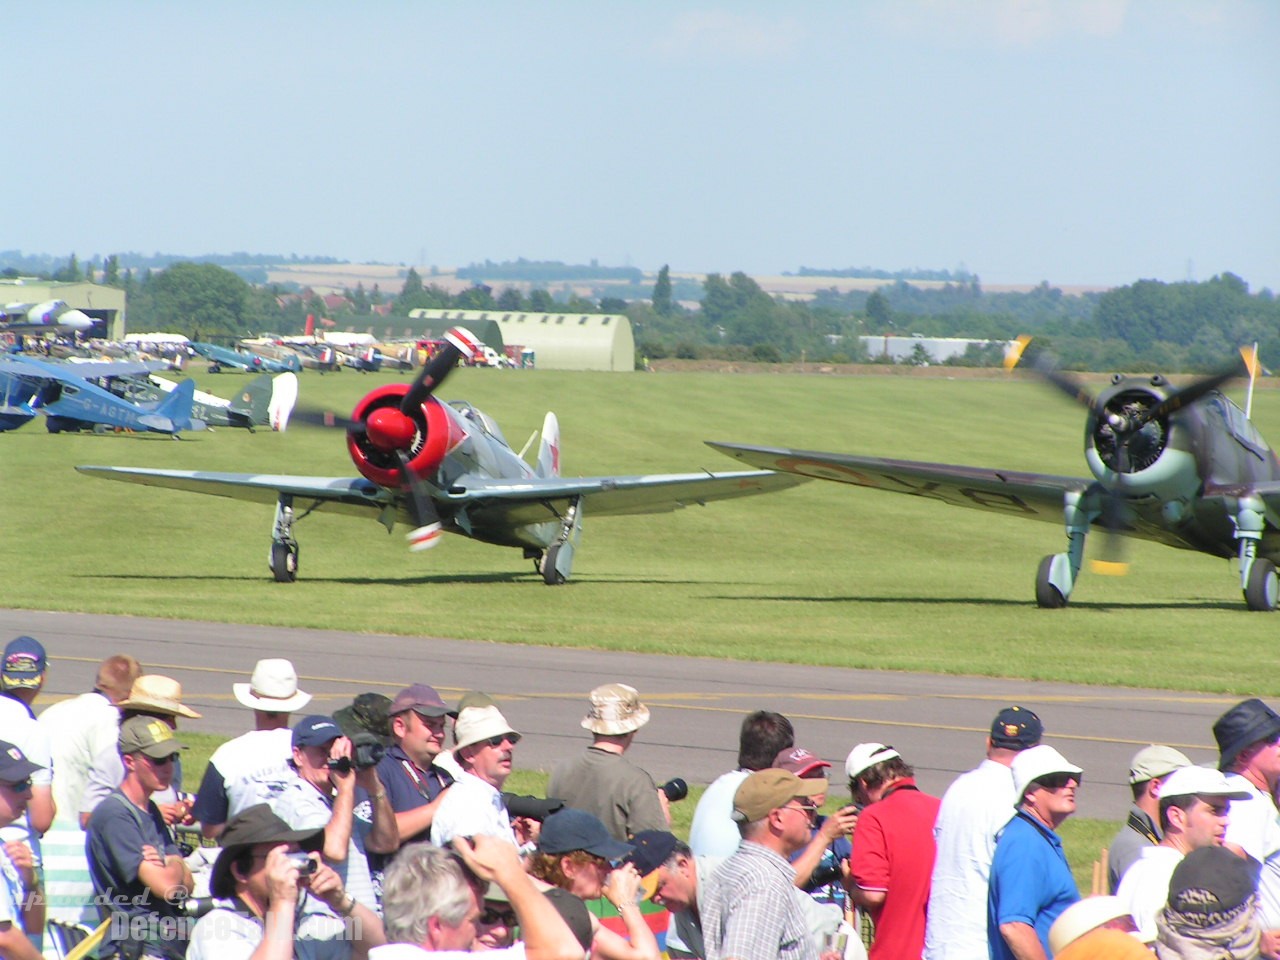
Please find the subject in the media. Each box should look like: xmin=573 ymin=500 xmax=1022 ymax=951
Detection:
xmin=381 ymin=843 xmax=476 ymax=946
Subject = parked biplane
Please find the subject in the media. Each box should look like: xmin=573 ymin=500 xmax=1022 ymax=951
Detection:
xmin=0 ymin=355 xmax=204 ymax=436
xmin=709 ymin=343 xmax=1280 ymax=611
xmin=79 ymin=328 xmax=804 ymax=584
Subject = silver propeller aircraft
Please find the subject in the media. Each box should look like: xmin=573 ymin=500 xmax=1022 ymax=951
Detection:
xmin=79 ymin=327 xmax=804 ymax=584
xmin=708 ymin=344 xmax=1280 ymax=611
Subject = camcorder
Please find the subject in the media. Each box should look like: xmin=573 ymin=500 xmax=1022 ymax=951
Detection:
xmin=326 ymin=735 xmax=387 ymax=774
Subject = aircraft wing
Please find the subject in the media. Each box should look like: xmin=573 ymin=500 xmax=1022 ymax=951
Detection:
xmin=706 ymin=441 xmax=1090 ymax=524
xmin=75 ymin=467 xmax=395 ymax=521
xmin=443 ymin=469 xmax=807 ymax=526
xmin=0 ymin=356 xmax=165 ymax=383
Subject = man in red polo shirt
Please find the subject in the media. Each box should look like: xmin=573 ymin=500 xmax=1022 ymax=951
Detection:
xmin=847 ymin=742 xmax=941 ymax=960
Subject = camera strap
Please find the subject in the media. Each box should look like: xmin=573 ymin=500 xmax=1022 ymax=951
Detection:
xmin=399 ymin=758 xmax=448 ymax=802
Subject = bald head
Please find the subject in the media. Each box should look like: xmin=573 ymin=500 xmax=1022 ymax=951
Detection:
xmin=96 ymin=655 xmax=142 ymax=704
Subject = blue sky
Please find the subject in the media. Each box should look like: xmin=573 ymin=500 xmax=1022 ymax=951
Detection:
xmin=7 ymin=1 xmax=1277 ymax=290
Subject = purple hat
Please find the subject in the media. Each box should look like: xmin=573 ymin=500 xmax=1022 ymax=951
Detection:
xmin=390 ymin=683 xmax=449 ymax=718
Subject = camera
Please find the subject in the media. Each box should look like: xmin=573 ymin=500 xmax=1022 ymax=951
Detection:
xmin=179 ymin=896 xmax=235 ymax=919
xmin=503 ymin=793 xmax=565 ymax=821
xmin=326 ymin=737 xmax=386 ymax=774
xmin=287 ymin=852 xmax=318 ymax=876
xmin=660 ymin=778 xmax=688 ymax=802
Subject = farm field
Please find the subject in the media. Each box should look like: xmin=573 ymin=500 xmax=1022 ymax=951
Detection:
xmin=4 ymin=365 xmax=1279 ymax=694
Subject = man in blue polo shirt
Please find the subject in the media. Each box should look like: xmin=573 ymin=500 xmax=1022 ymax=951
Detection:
xmin=988 ymin=744 xmax=1083 ymax=960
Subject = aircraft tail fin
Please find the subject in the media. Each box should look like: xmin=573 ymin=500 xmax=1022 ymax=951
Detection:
xmin=230 ymin=373 xmax=276 ymax=428
xmin=535 ymin=412 xmax=560 ymax=478
xmin=267 ymin=372 xmax=299 ymax=431
xmin=142 ymin=377 xmax=205 ymax=433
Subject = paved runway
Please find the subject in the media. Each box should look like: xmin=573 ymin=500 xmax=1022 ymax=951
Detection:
xmin=0 ymin=609 xmax=1242 ymax=821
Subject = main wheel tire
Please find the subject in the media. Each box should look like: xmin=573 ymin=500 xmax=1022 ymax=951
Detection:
xmin=270 ymin=541 xmax=299 ymax=583
xmin=1035 ymin=555 xmax=1068 ymax=608
xmin=542 ymin=544 xmax=566 ymax=586
xmin=1245 ymin=558 xmax=1279 ymax=612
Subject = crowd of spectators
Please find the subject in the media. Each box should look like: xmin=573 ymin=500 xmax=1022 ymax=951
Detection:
xmin=3 ymin=634 xmax=1277 ymax=960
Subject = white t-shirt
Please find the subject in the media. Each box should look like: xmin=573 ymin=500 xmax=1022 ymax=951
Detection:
xmin=1222 ymin=772 xmax=1280 ymax=926
xmin=199 ymin=728 xmax=295 ymax=824
xmin=37 ymin=690 xmax=118 ymax=815
xmin=0 ymin=696 xmax=52 ymax=855
xmin=187 ymin=906 xmax=356 ymax=960
xmin=924 ymin=758 xmax=1017 ymax=960
xmin=370 ymin=943 xmax=526 ymax=959
xmin=1115 ymin=844 xmax=1184 ymax=941
xmin=689 ymin=769 xmax=749 ymax=858
xmin=430 ymin=770 xmax=515 ymax=846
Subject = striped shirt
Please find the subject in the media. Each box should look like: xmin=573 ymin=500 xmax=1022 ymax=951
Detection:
xmin=701 ymin=840 xmax=819 ymax=960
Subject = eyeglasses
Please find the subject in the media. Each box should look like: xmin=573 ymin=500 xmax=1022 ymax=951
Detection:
xmin=783 ymin=800 xmax=819 ymax=822
xmin=145 ymin=753 xmax=181 ymax=766
xmin=0 ymin=779 xmax=31 ymax=794
xmin=1035 ymin=772 xmax=1081 ymax=790
xmin=481 ymin=733 xmax=520 ymax=748
xmin=479 ymin=906 xmax=517 ymax=927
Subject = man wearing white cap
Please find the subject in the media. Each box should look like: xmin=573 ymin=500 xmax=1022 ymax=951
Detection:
xmin=547 ymin=682 xmax=667 ymax=842
xmin=1114 ymin=765 xmax=1248 ymax=941
xmin=987 ymin=744 xmax=1083 ymax=960
xmin=431 ymin=699 xmax=522 ymax=847
xmin=1105 ymin=744 xmax=1191 ymax=893
xmin=846 ymin=742 xmax=941 ymax=960
xmin=194 ymin=658 xmax=312 ymax=839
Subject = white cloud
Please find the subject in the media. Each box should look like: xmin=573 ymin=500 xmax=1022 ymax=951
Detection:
xmin=654 ymin=9 xmax=805 ymax=59
xmin=871 ymin=0 xmax=1131 ymax=47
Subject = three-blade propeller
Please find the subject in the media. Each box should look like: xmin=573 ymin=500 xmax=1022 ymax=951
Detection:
xmin=1006 ymin=336 xmax=1247 ymax=574
xmin=296 ymin=327 xmax=481 ymax=550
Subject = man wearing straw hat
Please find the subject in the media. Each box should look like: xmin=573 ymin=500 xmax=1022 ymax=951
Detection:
xmin=431 ymin=698 xmax=523 ymax=847
xmin=193 ymin=657 xmax=312 ymax=840
xmin=548 ymin=682 xmax=668 ymax=842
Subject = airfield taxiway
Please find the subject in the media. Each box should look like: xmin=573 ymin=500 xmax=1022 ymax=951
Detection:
xmin=0 ymin=609 xmax=1237 ymax=822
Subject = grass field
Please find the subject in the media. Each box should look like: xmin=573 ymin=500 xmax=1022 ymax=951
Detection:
xmin=5 ymin=365 xmax=1280 ymax=693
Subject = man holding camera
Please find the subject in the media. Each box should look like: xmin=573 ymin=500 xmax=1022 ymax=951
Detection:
xmin=187 ymin=803 xmax=386 ymax=960
xmin=547 ymin=683 xmax=669 ymax=842
xmin=247 ymin=715 xmax=398 ymax=913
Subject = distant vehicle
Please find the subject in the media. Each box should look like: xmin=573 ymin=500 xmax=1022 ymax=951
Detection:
xmin=79 ymin=327 xmax=804 ymax=584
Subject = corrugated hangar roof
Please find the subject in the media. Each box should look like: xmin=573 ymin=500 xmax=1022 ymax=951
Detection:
xmin=408 ymin=309 xmax=634 ymax=372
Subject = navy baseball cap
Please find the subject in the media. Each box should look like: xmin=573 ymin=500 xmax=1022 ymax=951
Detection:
xmin=1 ymin=637 xmax=46 ymax=691
xmin=538 ymin=808 xmax=633 ymax=861
xmin=292 ymin=715 xmax=342 ymax=748
xmin=990 ymin=706 xmax=1043 ymax=750
xmin=0 ymin=740 xmax=42 ymax=782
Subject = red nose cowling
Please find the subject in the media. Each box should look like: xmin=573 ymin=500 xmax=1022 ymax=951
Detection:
xmin=346 ymin=385 xmax=460 ymax=489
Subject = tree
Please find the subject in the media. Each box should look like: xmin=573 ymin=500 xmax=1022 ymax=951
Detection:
xmin=133 ymin=262 xmax=252 ymax=338
xmin=103 ymin=255 xmax=121 ymax=287
xmin=496 ymin=287 xmax=523 ymax=311
xmin=454 ymin=283 xmax=495 ymax=310
xmin=529 ymin=289 xmax=554 ymax=312
xmin=865 ymin=290 xmax=892 ymax=330
xmin=652 ymin=264 xmax=674 ymax=316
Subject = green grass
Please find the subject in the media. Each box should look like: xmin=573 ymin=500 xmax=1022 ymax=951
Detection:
xmin=5 ymin=367 xmax=1280 ymax=693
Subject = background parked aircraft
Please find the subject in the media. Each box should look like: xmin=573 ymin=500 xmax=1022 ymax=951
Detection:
xmin=119 ymin=371 xmax=298 ymax=432
xmin=190 ymin=341 xmax=302 ymax=374
xmin=78 ymin=327 xmax=804 ymax=584
xmin=0 ymin=355 xmax=204 ymax=436
xmin=0 ymin=299 xmax=96 ymax=334
xmin=709 ymin=349 xmax=1280 ymax=611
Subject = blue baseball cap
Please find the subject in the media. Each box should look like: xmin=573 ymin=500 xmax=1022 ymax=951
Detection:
xmin=537 ymin=808 xmax=633 ymax=861
xmin=292 ymin=715 xmax=342 ymax=748
xmin=1 ymin=637 xmax=46 ymax=691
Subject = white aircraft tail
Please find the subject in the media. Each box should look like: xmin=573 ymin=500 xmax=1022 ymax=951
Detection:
xmin=536 ymin=412 xmax=560 ymax=478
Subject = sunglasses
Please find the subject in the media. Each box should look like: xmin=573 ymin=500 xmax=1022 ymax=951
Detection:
xmin=481 ymin=733 xmax=520 ymax=748
xmin=1 ymin=779 xmax=31 ymax=794
xmin=480 ymin=906 xmax=517 ymax=927
xmin=145 ymin=753 xmax=181 ymax=766
xmin=1035 ymin=772 xmax=1080 ymax=790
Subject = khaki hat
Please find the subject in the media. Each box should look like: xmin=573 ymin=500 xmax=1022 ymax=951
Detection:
xmin=119 ymin=715 xmax=188 ymax=759
xmin=1128 ymin=745 xmax=1191 ymax=785
xmin=732 ymin=768 xmax=826 ymax=822
xmin=453 ymin=705 xmax=520 ymax=752
xmin=233 ymin=659 xmax=312 ymax=713
xmin=1049 ymin=897 xmax=1138 ymax=953
xmin=118 ymin=675 xmax=202 ymax=719
xmin=582 ymin=683 xmax=650 ymax=736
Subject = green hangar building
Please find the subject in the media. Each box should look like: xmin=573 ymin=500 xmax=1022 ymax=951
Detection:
xmin=408 ymin=308 xmax=635 ymax=372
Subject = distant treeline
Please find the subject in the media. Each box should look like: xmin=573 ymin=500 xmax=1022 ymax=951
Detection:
xmin=457 ymin=258 xmax=644 ymax=283
xmin=792 ymin=265 xmax=979 ymax=283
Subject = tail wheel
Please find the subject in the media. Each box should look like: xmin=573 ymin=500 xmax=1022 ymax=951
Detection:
xmin=1245 ymin=559 xmax=1278 ymax=612
xmin=1035 ymin=555 xmax=1068 ymax=608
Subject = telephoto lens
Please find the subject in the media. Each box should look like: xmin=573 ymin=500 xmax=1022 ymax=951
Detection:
xmin=660 ymin=778 xmax=688 ymax=802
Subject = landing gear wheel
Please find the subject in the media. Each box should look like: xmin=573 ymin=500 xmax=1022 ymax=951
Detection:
xmin=542 ymin=544 xmax=566 ymax=586
xmin=1245 ymin=558 xmax=1278 ymax=612
xmin=270 ymin=541 xmax=299 ymax=583
xmin=1035 ymin=555 xmax=1068 ymax=608
xmin=208 ymin=363 xmax=222 ymax=374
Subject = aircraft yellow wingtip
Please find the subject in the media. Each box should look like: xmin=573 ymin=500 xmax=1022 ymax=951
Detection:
xmin=1089 ymin=559 xmax=1131 ymax=577
xmin=1004 ymin=335 xmax=1033 ymax=372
